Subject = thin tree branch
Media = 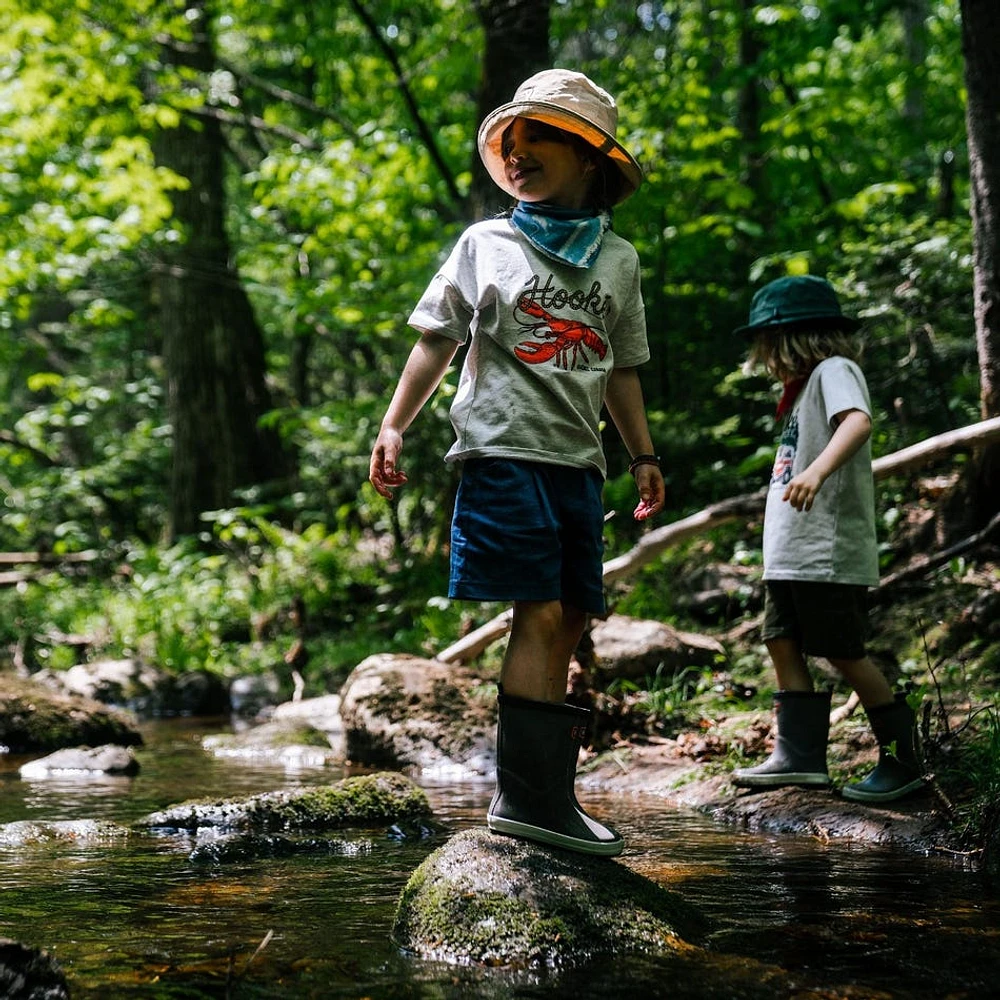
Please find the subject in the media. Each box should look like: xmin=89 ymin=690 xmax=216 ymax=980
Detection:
xmin=347 ymin=0 xmax=464 ymax=212
xmin=185 ymin=105 xmax=320 ymax=150
xmin=214 ymin=56 xmax=361 ymax=140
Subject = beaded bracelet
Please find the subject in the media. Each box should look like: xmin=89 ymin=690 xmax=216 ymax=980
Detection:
xmin=628 ymin=453 xmax=661 ymax=475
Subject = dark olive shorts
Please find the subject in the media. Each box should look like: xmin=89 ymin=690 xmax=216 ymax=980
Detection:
xmin=761 ymin=580 xmax=870 ymax=660
xmin=449 ymin=458 xmax=606 ymax=614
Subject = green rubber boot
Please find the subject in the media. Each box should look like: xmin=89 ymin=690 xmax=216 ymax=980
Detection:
xmin=487 ymin=688 xmax=624 ymax=857
xmin=841 ymin=693 xmax=925 ymax=803
xmin=732 ymin=689 xmax=832 ymax=789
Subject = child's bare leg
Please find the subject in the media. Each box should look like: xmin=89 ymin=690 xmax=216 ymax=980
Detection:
xmin=501 ymin=600 xmax=587 ymax=702
xmin=765 ymin=637 xmax=813 ymax=691
xmin=826 ymin=655 xmax=894 ymax=707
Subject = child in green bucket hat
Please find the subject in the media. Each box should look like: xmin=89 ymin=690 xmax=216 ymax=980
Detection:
xmin=733 ymin=274 xmax=925 ymax=803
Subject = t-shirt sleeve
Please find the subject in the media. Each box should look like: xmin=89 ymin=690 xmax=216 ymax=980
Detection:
xmin=818 ymin=358 xmax=871 ymax=425
xmin=609 ymin=248 xmax=650 ymax=368
xmin=407 ymin=272 xmax=473 ymax=343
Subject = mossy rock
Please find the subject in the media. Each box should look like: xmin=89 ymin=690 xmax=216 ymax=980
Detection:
xmin=393 ymin=828 xmax=710 ymax=968
xmin=134 ymin=771 xmax=432 ymax=834
xmin=0 ymin=674 xmax=141 ymax=753
xmin=202 ymin=718 xmax=340 ymax=767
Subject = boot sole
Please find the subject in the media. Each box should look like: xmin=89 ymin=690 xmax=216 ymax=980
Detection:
xmin=732 ymin=772 xmax=831 ymax=789
xmin=487 ymin=815 xmax=624 ymax=857
xmin=840 ymin=776 xmax=925 ymax=803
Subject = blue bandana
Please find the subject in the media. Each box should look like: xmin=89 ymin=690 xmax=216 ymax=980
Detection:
xmin=510 ymin=201 xmax=611 ymax=269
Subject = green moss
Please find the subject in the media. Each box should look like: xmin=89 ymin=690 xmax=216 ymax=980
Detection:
xmin=258 ymin=772 xmax=431 ymax=830
xmin=0 ymin=678 xmax=141 ymax=753
xmin=394 ymin=829 xmax=709 ymax=967
xmin=135 ymin=771 xmax=432 ymax=835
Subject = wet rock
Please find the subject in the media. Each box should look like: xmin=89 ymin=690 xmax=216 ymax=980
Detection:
xmin=202 ymin=717 xmax=340 ymax=767
xmin=589 ymin=615 xmax=726 ymax=683
xmin=272 ymin=693 xmax=345 ymax=752
xmin=33 ymin=659 xmax=228 ymax=717
xmin=705 ymin=784 xmax=948 ymax=847
xmin=393 ymin=827 xmax=709 ymax=968
xmin=0 ymin=674 xmax=141 ymax=753
xmin=19 ymin=744 xmax=140 ymax=778
xmin=229 ymin=672 xmax=282 ymax=718
xmin=339 ymin=654 xmax=496 ymax=778
xmin=0 ymin=819 xmax=130 ymax=847
xmin=0 ymin=938 xmax=69 ymax=999
xmin=577 ymin=731 xmax=956 ymax=854
xmin=189 ymin=831 xmax=376 ymax=863
xmin=134 ymin=770 xmax=432 ymax=835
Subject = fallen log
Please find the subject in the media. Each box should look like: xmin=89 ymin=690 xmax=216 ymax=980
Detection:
xmin=436 ymin=416 xmax=1000 ymax=664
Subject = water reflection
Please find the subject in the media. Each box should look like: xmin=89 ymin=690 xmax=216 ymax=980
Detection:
xmin=0 ymin=718 xmax=997 ymax=999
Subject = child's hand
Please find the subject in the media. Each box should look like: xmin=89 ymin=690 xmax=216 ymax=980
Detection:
xmin=632 ymin=465 xmax=665 ymax=521
xmin=782 ymin=469 xmax=823 ymax=511
xmin=369 ymin=429 xmax=408 ymax=499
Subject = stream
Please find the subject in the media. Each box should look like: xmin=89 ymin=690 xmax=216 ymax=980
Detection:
xmin=1 ymin=716 xmax=997 ymax=999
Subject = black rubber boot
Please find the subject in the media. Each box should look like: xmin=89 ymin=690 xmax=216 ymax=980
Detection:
xmin=487 ymin=689 xmax=624 ymax=857
xmin=732 ymin=689 xmax=832 ymax=789
xmin=841 ymin=693 xmax=924 ymax=803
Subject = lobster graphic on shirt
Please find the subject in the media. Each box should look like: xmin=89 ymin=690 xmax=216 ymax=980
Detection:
xmin=512 ymin=294 xmax=608 ymax=370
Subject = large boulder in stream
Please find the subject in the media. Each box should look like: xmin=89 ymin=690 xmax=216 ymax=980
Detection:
xmin=0 ymin=674 xmax=141 ymax=753
xmin=394 ymin=828 xmax=709 ymax=968
xmin=339 ymin=654 xmax=496 ymax=778
xmin=32 ymin=658 xmax=229 ymax=717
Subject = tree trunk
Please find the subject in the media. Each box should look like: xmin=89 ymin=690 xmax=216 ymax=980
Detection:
xmin=151 ymin=1 xmax=289 ymax=539
xmin=960 ymin=0 xmax=1000 ymax=520
xmin=469 ymin=0 xmax=552 ymax=221
xmin=737 ymin=0 xmax=768 ymax=225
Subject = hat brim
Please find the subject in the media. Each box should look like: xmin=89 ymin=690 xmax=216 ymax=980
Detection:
xmin=734 ymin=314 xmax=862 ymax=338
xmin=477 ymin=100 xmax=643 ymax=206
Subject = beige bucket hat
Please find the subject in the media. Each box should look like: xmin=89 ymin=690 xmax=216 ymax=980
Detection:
xmin=477 ymin=68 xmax=643 ymax=205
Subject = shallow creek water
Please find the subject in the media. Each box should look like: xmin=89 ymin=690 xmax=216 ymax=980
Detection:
xmin=1 ymin=717 xmax=997 ymax=999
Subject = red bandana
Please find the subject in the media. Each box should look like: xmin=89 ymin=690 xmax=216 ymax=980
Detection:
xmin=776 ymin=377 xmax=807 ymax=419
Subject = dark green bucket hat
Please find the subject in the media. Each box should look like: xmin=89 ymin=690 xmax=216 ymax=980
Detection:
xmin=734 ymin=275 xmax=861 ymax=337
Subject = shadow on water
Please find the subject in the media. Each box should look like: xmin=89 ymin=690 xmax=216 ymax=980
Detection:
xmin=1 ymin=717 xmax=997 ymax=998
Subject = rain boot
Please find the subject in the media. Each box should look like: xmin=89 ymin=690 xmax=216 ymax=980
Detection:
xmin=487 ymin=688 xmax=624 ymax=857
xmin=841 ymin=693 xmax=924 ymax=803
xmin=732 ymin=689 xmax=832 ymax=789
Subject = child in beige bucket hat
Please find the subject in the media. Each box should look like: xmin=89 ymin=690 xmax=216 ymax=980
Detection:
xmin=477 ymin=68 xmax=643 ymax=207
xmin=369 ymin=69 xmax=663 ymax=856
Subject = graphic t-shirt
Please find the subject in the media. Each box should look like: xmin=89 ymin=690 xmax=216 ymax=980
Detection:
xmin=762 ymin=356 xmax=879 ymax=586
xmin=407 ymin=218 xmax=649 ymax=477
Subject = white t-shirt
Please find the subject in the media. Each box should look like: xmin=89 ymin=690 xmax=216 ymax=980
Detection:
xmin=762 ymin=356 xmax=879 ymax=586
xmin=408 ymin=218 xmax=649 ymax=477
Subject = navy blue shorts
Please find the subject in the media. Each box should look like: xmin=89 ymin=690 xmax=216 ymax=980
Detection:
xmin=762 ymin=580 xmax=869 ymax=660
xmin=449 ymin=458 xmax=606 ymax=614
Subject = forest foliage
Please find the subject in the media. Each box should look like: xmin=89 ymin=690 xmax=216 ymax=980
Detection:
xmin=0 ymin=0 xmax=990 ymax=689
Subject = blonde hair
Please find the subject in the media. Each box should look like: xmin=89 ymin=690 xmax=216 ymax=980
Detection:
xmin=746 ymin=327 xmax=864 ymax=382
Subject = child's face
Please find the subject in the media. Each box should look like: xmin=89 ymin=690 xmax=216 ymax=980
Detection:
xmin=501 ymin=117 xmax=595 ymax=209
